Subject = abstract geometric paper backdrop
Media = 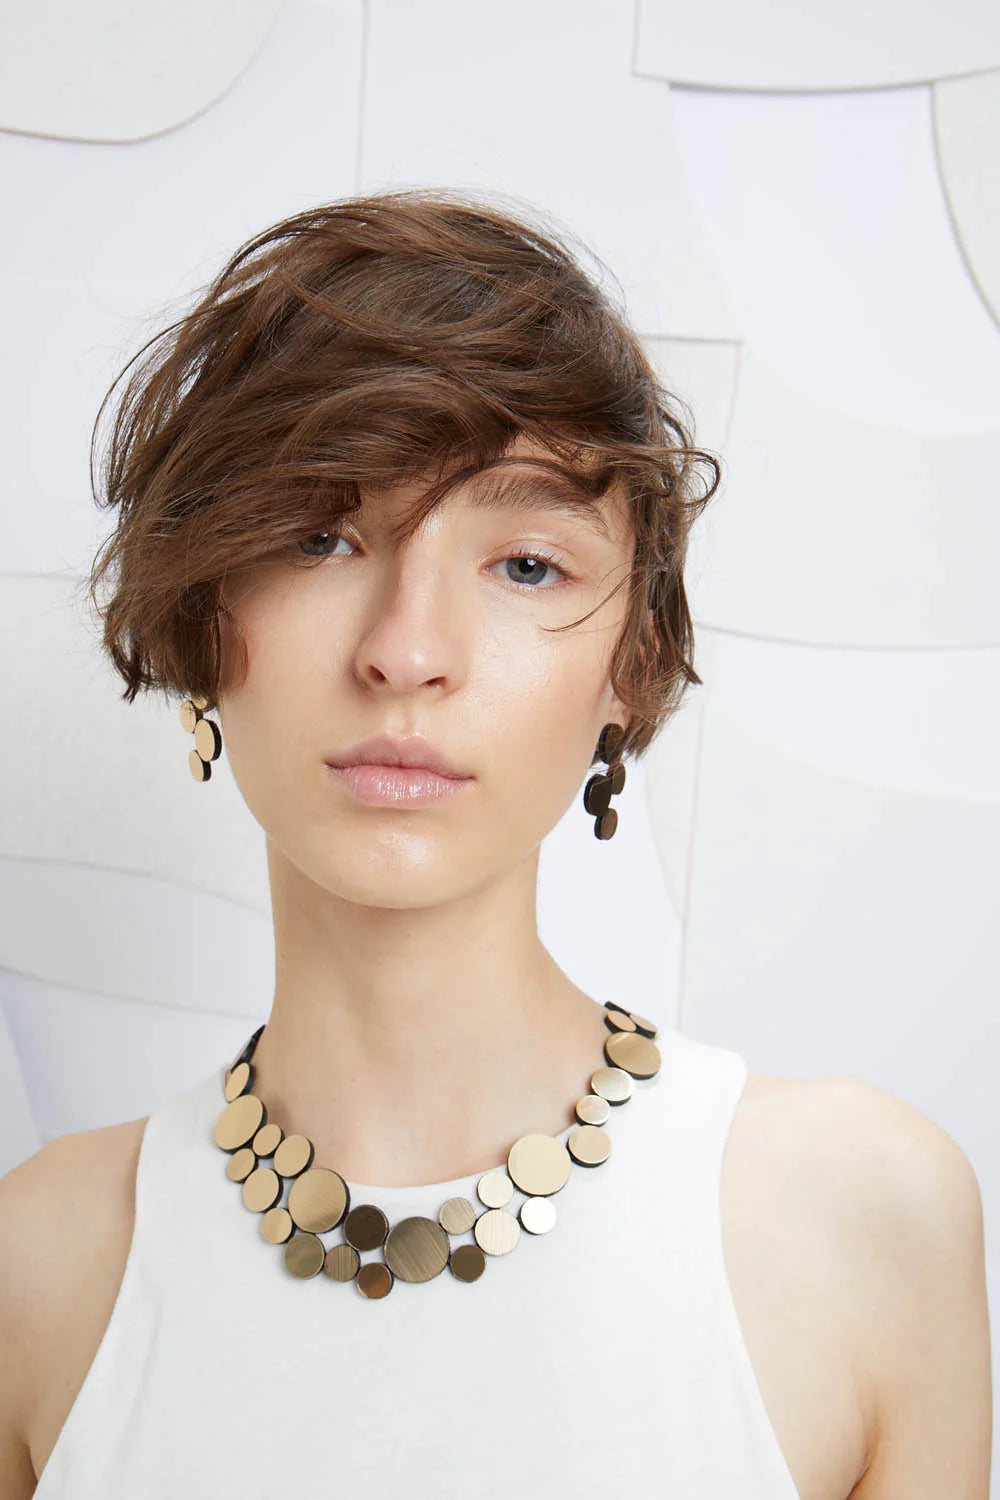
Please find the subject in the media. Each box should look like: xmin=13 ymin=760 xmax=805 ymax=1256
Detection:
xmin=1 ymin=0 xmax=997 ymax=1466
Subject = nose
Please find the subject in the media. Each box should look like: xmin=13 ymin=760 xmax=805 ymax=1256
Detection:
xmin=351 ymin=529 xmax=468 ymax=696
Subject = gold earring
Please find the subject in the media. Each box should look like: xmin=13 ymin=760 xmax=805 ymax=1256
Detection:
xmin=180 ymin=694 xmax=223 ymax=782
xmin=583 ymin=722 xmax=626 ymax=839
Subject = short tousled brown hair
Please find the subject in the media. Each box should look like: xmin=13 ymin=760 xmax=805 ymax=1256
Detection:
xmin=86 ymin=187 xmax=720 ymax=760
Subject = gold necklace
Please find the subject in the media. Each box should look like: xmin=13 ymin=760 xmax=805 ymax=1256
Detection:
xmin=214 ymin=1000 xmax=661 ymax=1299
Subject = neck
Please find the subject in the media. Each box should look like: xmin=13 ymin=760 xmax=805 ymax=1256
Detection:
xmin=246 ymin=838 xmax=613 ymax=1189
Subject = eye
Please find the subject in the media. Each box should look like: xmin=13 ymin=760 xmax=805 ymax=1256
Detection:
xmin=488 ymin=548 xmax=571 ymax=591
xmin=294 ymin=531 xmax=353 ymax=560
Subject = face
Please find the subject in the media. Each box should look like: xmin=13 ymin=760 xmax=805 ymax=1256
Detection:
xmin=216 ymin=433 xmax=635 ymax=908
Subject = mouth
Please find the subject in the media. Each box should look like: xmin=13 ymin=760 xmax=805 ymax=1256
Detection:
xmin=324 ymin=762 xmax=473 ymax=808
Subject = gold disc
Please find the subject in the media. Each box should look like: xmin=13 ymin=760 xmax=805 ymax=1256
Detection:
xmin=225 ymin=1146 xmax=256 ymax=1182
xmin=383 ymin=1216 xmax=451 ymax=1283
xmin=476 ymin=1169 xmax=513 ymax=1208
xmin=590 ymin=1066 xmax=633 ymax=1103
xmin=190 ymin=693 xmax=209 ymax=711
xmin=193 ymin=716 xmax=222 ymax=762
xmin=214 ymin=1092 xmax=265 ymax=1150
xmin=261 ymin=1206 xmax=293 ymax=1244
xmin=224 ymin=1061 xmax=252 ymax=1100
xmin=474 ymin=1208 xmax=521 ymax=1256
xmin=567 ymin=1124 xmax=612 ymax=1167
xmin=252 ymin=1121 xmax=283 ymax=1157
xmin=242 ymin=1166 xmax=281 ymax=1213
xmin=439 ymin=1196 xmax=478 ymax=1234
xmin=604 ymin=1030 xmax=662 ymax=1079
xmin=179 ymin=699 xmax=200 ymax=733
xmin=325 ymin=1243 xmax=361 ymax=1281
xmin=595 ymin=808 xmax=618 ymax=840
xmin=449 ymin=1243 xmax=486 ymax=1281
xmin=344 ymin=1204 xmax=388 ymax=1251
xmin=603 ymin=1008 xmax=636 ymax=1034
xmin=189 ymin=748 xmax=211 ymax=781
xmin=507 ymin=1133 xmax=572 ymax=1196
xmin=273 ymin=1134 xmax=314 ymax=1177
xmin=288 ymin=1167 xmax=348 ymax=1233
xmin=284 ymin=1232 xmax=326 ymax=1278
xmin=357 ymin=1262 xmax=393 ymax=1298
xmin=575 ymin=1093 xmax=611 ymax=1126
xmin=520 ymin=1196 xmax=558 ymax=1235
xmin=627 ymin=1010 xmax=659 ymax=1039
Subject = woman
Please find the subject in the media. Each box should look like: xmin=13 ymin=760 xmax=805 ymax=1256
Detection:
xmin=0 ymin=190 xmax=991 ymax=1498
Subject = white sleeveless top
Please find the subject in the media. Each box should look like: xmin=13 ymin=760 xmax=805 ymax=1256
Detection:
xmin=34 ymin=1022 xmax=801 ymax=1499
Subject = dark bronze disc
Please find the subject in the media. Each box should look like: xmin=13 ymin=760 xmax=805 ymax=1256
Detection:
xmin=439 ymin=1196 xmax=477 ymax=1234
xmin=284 ymin=1231 xmax=325 ymax=1278
xmin=344 ymin=1204 xmax=388 ymax=1251
xmin=575 ymin=1093 xmax=611 ymax=1126
xmin=383 ymin=1216 xmax=451 ymax=1283
xmin=261 ymin=1206 xmax=293 ymax=1244
xmin=224 ymin=1061 xmax=252 ymax=1101
xmin=193 ymin=716 xmax=222 ymax=762
xmin=609 ymin=760 xmax=626 ymax=794
xmin=598 ymin=723 xmax=626 ymax=762
xmin=225 ymin=1146 xmax=256 ymax=1182
xmin=252 ymin=1121 xmax=283 ymax=1157
xmin=567 ymin=1124 xmax=612 ymax=1167
xmin=242 ymin=1166 xmax=281 ymax=1213
xmin=590 ymin=1065 xmax=633 ymax=1103
xmin=179 ymin=699 xmax=200 ymax=733
xmin=474 ymin=1208 xmax=521 ymax=1256
xmin=507 ymin=1133 xmax=572 ymax=1196
xmin=288 ymin=1167 xmax=349 ymax=1233
xmin=603 ymin=1008 xmax=636 ymax=1034
xmin=583 ymin=773 xmax=613 ymax=816
xmin=189 ymin=748 xmax=211 ymax=781
xmin=273 ymin=1133 xmax=314 ymax=1177
xmin=357 ymin=1262 xmax=393 ymax=1298
xmin=449 ymin=1243 xmax=486 ymax=1281
xmin=604 ymin=1029 xmax=662 ymax=1079
xmin=325 ymin=1243 xmax=361 ymax=1281
xmin=595 ymin=808 xmax=618 ymax=840
xmin=214 ymin=1092 xmax=265 ymax=1150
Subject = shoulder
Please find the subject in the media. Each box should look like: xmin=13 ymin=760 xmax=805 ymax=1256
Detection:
xmin=0 ymin=1117 xmax=148 ymax=1485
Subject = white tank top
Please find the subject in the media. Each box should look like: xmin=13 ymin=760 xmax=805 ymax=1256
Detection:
xmin=33 ymin=1021 xmax=800 ymax=1498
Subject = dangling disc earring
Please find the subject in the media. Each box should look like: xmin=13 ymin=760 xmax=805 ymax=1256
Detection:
xmin=180 ymin=694 xmax=223 ymax=782
xmin=583 ymin=722 xmax=626 ymax=839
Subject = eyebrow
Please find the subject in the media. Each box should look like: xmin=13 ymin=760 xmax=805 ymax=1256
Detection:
xmin=464 ymin=465 xmax=615 ymax=542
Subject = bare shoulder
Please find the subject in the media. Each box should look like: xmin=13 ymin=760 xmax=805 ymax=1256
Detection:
xmin=725 ymin=1069 xmax=992 ymax=1500
xmin=0 ymin=1115 xmax=149 ymax=1492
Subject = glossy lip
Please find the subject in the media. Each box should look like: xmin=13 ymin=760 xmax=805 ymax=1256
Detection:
xmin=325 ymin=762 xmax=473 ymax=807
xmin=324 ymin=733 xmax=472 ymax=780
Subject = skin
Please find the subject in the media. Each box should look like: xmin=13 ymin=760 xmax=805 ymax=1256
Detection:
xmin=0 ymin=431 xmax=992 ymax=1495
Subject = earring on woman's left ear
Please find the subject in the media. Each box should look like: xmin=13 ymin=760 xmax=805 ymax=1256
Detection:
xmin=582 ymin=721 xmax=626 ymax=839
xmin=180 ymin=694 xmax=223 ymax=782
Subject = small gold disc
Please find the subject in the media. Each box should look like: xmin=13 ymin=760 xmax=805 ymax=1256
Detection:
xmin=575 ymin=1093 xmax=611 ymax=1126
xmin=214 ymin=1092 xmax=265 ymax=1151
xmin=190 ymin=693 xmax=209 ymax=711
xmin=242 ymin=1166 xmax=281 ymax=1213
xmin=595 ymin=808 xmax=618 ymax=840
xmin=603 ymin=1008 xmax=636 ymax=1034
xmin=357 ymin=1262 xmax=393 ymax=1298
xmin=590 ymin=1066 xmax=633 ymax=1103
xmin=288 ymin=1167 xmax=348 ymax=1233
xmin=474 ymin=1208 xmax=521 ymax=1256
xmin=225 ymin=1146 xmax=256 ymax=1182
xmin=439 ymin=1196 xmax=478 ymax=1234
xmin=507 ymin=1133 xmax=572 ymax=1196
xmin=252 ymin=1121 xmax=283 ymax=1157
xmin=476 ymin=1169 xmax=513 ymax=1208
xmin=179 ymin=699 xmax=200 ymax=733
xmin=450 ymin=1243 xmax=487 ymax=1281
xmin=325 ymin=1243 xmax=361 ymax=1281
xmin=284 ymin=1232 xmax=325 ymax=1278
xmin=261 ymin=1206 xmax=293 ymax=1244
xmin=520 ymin=1196 xmax=557 ymax=1234
xmin=344 ymin=1204 xmax=388 ymax=1251
xmin=604 ymin=1029 xmax=662 ymax=1079
xmin=224 ymin=1062 xmax=252 ymax=1100
xmin=273 ymin=1134 xmax=314 ymax=1177
xmin=627 ymin=1010 xmax=659 ymax=1038
xmin=567 ymin=1124 xmax=612 ymax=1167
xmin=193 ymin=716 xmax=222 ymax=762
xmin=383 ymin=1216 xmax=451 ymax=1283
xmin=189 ymin=748 xmax=211 ymax=782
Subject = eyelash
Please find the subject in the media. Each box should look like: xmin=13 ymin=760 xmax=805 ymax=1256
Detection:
xmin=293 ymin=534 xmax=574 ymax=591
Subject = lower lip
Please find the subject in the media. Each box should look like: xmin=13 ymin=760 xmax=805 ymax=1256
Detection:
xmin=325 ymin=763 xmax=473 ymax=807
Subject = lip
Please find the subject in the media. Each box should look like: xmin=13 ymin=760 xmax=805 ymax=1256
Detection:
xmin=325 ymin=733 xmax=472 ymax=780
xmin=326 ymin=762 xmax=472 ymax=807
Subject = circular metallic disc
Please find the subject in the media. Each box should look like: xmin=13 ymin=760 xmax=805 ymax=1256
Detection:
xmin=214 ymin=1092 xmax=265 ymax=1151
xmin=474 ymin=1208 xmax=521 ymax=1256
xmin=357 ymin=1262 xmax=393 ymax=1298
xmin=242 ymin=1166 xmax=281 ymax=1213
xmin=344 ymin=1204 xmax=388 ymax=1251
xmin=193 ymin=716 xmax=222 ymax=762
xmin=583 ymin=773 xmax=613 ymax=817
xmin=179 ymin=699 xmax=200 ymax=733
xmin=603 ymin=1008 xmax=637 ymax=1034
xmin=190 ymin=693 xmax=209 ymax=711
xmin=288 ymin=1167 xmax=349 ymax=1233
xmin=252 ymin=1121 xmax=283 ymax=1157
xmin=520 ymin=1196 xmax=558 ymax=1235
xmin=189 ymin=747 xmax=211 ymax=781
xmin=598 ymin=722 xmax=626 ymax=762
xmin=476 ymin=1169 xmax=513 ymax=1208
xmin=590 ymin=1065 xmax=633 ymax=1103
xmin=325 ymin=1243 xmax=361 ymax=1282
xmin=507 ymin=1133 xmax=572 ymax=1196
xmin=439 ymin=1196 xmax=478 ymax=1234
xmin=627 ymin=1010 xmax=659 ymax=1039
xmin=383 ymin=1216 xmax=451 ymax=1283
xmin=609 ymin=760 xmax=626 ymax=794
xmin=224 ymin=1061 xmax=253 ymax=1100
xmin=284 ymin=1232 xmax=325 ymax=1278
xmin=595 ymin=807 xmax=618 ymax=840
xmin=604 ymin=1029 xmax=662 ymax=1079
xmin=225 ymin=1146 xmax=257 ymax=1182
xmin=575 ymin=1093 xmax=611 ymax=1126
xmin=568 ymin=1124 xmax=612 ymax=1167
xmin=261 ymin=1206 xmax=293 ymax=1244
xmin=273 ymin=1134 xmax=314 ymax=1178
xmin=449 ymin=1243 xmax=486 ymax=1281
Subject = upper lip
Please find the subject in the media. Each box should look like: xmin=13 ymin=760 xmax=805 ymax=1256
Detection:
xmin=325 ymin=734 xmax=472 ymax=779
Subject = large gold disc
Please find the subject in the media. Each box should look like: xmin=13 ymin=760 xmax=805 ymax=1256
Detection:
xmin=507 ymin=1133 xmax=572 ymax=1196
xmin=474 ymin=1208 xmax=521 ymax=1256
xmin=273 ymin=1134 xmax=314 ymax=1177
xmin=357 ymin=1262 xmax=393 ymax=1298
xmin=439 ymin=1196 xmax=478 ymax=1234
xmin=567 ymin=1124 xmax=612 ymax=1167
xmin=520 ymin=1196 xmax=557 ymax=1235
xmin=449 ymin=1243 xmax=486 ymax=1281
xmin=214 ymin=1093 xmax=265 ymax=1150
xmin=193 ymin=716 xmax=222 ymax=762
xmin=476 ymin=1169 xmax=513 ymax=1208
xmin=603 ymin=1008 xmax=636 ymax=1034
xmin=344 ymin=1204 xmax=388 ymax=1251
xmin=224 ymin=1062 xmax=252 ymax=1100
xmin=590 ymin=1065 xmax=633 ymax=1103
xmin=242 ymin=1167 xmax=281 ymax=1213
xmin=383 ymin=1216 xmax=451 ymax=1283
xmin=261 ymin=1206 xmax=293 ymax=1244
xmin=225 ymin=1146 xmax=256 ymax=1182
xmin=575 ymin=1093 xmax=611 ymax=1126
xmin=252 ymin=1121 xmax=283 ymax=1157
xmin=604 ymin=1030 xmax=662 ymax=1079
xmin=325 ymin=1243 xmax=361 ymax=1281
xmin=284 ymin=1232 xmax=325 ymax=1278
xmin=288 ymin=1167 xmax=348 ymax=1233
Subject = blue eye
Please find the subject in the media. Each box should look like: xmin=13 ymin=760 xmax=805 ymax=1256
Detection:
xmin=492 ymin=550 xmax=568 ymax=590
